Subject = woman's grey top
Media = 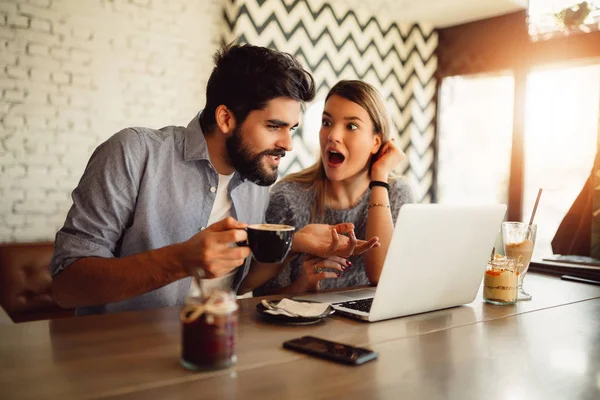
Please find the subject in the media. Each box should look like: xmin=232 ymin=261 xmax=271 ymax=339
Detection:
xmin=253 ymin=178 xmax=414 ymax=296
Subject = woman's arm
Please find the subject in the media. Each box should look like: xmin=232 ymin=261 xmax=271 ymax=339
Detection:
xmin=364 ymin=139 xmax=408 ymax=284
xmin=242 ymin=182 xmax=379 ymax=295
xmin=239 ymin=224 xmax=368 ymax=294
xmin=363 ymin=185 xmax=395 ymax=284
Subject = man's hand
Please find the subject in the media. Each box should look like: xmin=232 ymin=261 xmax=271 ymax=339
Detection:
xmin=178 ymin=217 xmax=251 ymax=278
xmin=292 ymin=223 xmax=380 ymax=259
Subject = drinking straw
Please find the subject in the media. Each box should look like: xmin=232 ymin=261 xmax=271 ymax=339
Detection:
xmin=526 ymin=188 xmax=542 ymax=240
xmin=528 ymin=188 xmax=543 ymax=226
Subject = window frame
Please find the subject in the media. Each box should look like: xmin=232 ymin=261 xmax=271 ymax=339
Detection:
xmin=436 ymin=11 xmax=600 ymax=221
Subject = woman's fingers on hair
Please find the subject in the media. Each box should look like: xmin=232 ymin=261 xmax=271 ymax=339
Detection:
xmin=400 ymin=147 xmax=408 ymax=160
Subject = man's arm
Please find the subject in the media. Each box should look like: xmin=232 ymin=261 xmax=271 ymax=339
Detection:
xmin=52 ymin=244 xmax=187 ymax=309
xmin=52 ymin=126 xmax=253 ymax=309
xmin=53 ymin=216 xmax=251 ymax=309
xmin=51 ymin=128 xmax=148 ymax=307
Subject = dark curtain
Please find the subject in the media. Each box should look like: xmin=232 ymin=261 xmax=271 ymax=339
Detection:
xmin=551 ymin=168 xmax=593 ymax=256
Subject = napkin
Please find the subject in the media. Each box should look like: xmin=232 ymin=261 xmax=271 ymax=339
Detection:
xmin=264 ymin=298 xmax=331 ymax=318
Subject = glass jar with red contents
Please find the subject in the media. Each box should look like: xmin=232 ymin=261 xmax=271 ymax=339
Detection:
xmin=180 ymin=289 xmax=238 ymax=371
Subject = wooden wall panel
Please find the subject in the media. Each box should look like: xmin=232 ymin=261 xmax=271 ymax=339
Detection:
xmin=437 ymin=11 xmax=600 ymax=79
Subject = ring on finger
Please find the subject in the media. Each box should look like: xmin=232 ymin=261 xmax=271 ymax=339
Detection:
xmin=314 ymin=265 xmax=323 ymax=274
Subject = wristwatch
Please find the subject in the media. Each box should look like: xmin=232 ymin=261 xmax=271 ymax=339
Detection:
xmin=369 ymin=180 xmax=390 ymax=191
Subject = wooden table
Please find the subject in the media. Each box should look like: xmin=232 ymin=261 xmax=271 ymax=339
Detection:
xmin=1 ymin=273 xmax=599 ymax=400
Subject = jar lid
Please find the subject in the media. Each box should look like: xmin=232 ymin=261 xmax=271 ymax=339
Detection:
xmin=181 ymin=290 xmax=238 ymax=323
xmin=490 ymin=254 xmax=518 ymax=269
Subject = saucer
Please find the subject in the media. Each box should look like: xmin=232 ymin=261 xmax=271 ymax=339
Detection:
xmin=255 ymin=300 xmax=335 ymax=324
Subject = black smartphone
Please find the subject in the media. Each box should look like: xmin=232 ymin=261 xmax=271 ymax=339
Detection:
xmin=283 ymin=336 xmax=378 ymax=365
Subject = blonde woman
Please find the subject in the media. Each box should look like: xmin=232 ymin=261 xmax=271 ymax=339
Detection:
xmin=245 ymin=80 xmax=413 ymax=295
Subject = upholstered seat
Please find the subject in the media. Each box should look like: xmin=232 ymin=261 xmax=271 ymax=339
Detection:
xmin=0 ymin=242 xmax=74 ymax=323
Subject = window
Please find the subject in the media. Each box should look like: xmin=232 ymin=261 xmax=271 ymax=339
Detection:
xmin=528 ymin=0 xmax=600 ymax=41
xmin=437 ymin=61 xmax=600 ymax=259
xmin=437 ymin=73 xmax=515 ymax=204
xmin=523 ymin=62 xmax=600 ymax=257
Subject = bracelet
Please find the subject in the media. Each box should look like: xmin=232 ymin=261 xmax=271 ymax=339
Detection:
xmin=368 ymin=203 xmax=390 ymax=209
xmin=369 ymin=180 xmax=390 ymax=191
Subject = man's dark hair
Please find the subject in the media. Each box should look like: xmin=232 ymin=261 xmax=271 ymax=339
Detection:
xmin=200 ymin=44 xmax=315 ymax=131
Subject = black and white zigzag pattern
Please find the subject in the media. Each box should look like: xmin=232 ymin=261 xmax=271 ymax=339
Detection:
xmin=222 ymin=0 xmax=438 ymax=202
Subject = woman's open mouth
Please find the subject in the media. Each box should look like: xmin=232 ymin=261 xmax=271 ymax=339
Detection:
xmin=327 ymin=150 xmax=345 ymax=168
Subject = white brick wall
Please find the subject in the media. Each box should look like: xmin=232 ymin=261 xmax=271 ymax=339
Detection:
xmin=0 ymin=0 xmax=224 ymax=242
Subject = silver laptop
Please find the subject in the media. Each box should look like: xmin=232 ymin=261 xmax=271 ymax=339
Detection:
xmin=294 ymin=204 xmax=507 ymax=322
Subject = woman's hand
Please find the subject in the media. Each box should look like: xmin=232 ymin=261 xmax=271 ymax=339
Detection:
xmin=296 ymin=255 xmax=350 ymax=292
xmin=293 ymin=223 xmax=379 ymax=258
xmin=371 ymin=138 xmax=406 ymax=182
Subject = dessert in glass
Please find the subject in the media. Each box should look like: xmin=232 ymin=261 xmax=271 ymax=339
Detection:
xmin=483 ymin=254 xmax=518 ymax=305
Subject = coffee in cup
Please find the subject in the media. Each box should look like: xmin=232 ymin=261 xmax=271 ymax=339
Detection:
xmin=244 ymin=224 xmax=295 ymax=263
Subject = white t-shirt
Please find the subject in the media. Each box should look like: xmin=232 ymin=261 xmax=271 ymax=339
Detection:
xmin=206 ymin=173 xmax=235 ymax=226
xmin=189 ymin=173 xmax=235 ymax=296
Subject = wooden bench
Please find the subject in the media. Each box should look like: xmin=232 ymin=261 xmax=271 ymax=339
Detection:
xmin=0 ymin=242 xmax=74 ymax=323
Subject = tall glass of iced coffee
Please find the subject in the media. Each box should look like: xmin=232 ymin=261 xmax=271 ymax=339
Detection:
xmin=502 ymin=222 xmax=537 ymax=300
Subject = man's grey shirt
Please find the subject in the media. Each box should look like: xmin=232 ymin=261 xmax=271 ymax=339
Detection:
xmin=51 ymin=114 xmax=269 ymax=315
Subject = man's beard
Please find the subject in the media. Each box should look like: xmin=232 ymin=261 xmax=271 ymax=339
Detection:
xmin=225 ymin=126 xmax=285 ymax=186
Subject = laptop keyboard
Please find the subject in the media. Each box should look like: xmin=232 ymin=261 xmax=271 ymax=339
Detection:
xmin=334 ymin=297 xmax=374 ymax=313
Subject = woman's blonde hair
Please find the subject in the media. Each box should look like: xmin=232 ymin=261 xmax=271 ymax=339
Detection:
xmin=283 ymin=80 xmax=392 ymax=222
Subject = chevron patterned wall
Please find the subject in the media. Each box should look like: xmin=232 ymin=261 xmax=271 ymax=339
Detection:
xmin=222 ymin=0 xmax=438 ymax=202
